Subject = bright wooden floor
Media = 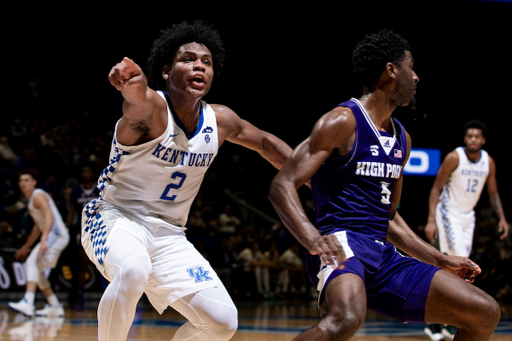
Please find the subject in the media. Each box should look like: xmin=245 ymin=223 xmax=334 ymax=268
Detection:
xmin=1 ymin=299 xmax=511 ymax=340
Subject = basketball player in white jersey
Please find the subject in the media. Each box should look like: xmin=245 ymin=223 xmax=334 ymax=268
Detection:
xmin=424 ymin=119 xmax=509 ymax=340
xmin=8 ymin=169 xmax=70 ymax=317
xmin=81 ymin=21 xmax=295 ymax=341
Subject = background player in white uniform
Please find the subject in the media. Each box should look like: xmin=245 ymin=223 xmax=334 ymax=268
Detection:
xmin=425 ymin=119 xmax=509 ymax=255
xmin=8 ymin=169 xmax=70 ymax=317
xmin=81 ymin=21 xmax=295 ymax=341
xmin=424 ymin=119 xmax=509 ymax=340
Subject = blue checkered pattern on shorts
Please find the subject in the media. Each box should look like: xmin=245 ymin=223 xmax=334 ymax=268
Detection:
xmin=83 ymin=139 xmax=130 ymax=267
xmin=83 ymin=200 xmax=108 ymax=266
xmin=439 ymin=183 xmax=456 ymax=252
xmin=46 ymin=220 xmax=61 ymax=248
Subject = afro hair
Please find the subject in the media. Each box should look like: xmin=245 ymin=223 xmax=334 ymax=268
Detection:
xmin=463 ymin=119 xmax=488 ymax=138
xmin=146 ymin=20 xmax=225 ymax=90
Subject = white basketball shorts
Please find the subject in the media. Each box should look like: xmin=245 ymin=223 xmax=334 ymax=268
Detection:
xmin=81 ymin=199 xmax=219 ymax=313
xmin=435 ymin=203 xmax=475 ymax=257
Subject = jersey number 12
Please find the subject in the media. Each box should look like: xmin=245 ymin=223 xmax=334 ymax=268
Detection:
xmin=466 ymin=178 xmax=478 ymax=193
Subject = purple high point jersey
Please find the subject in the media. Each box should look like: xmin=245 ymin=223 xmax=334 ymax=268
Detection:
xmin=311 ymin=98 xmax=407 ymax=241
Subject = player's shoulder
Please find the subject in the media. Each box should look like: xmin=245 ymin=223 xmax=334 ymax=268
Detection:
xmin=442 ymin=149 xmax=461 ymax=169
xmin=307 ymin=106 xmax=357 ymax=150
xmin=315 ymin=106 xmax=356 ymax=132
xmin=32 ymin=190 xmax=49 ymax=206
xmin=209 ymin=104 xmax=245 ymax=142
xmin=210 ymin=104 xmax=238 ymax=125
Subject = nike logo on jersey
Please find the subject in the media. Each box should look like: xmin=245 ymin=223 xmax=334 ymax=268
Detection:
xmin=202 ymin=126 xmax=214 ymax=133
xmin=169 ymin=133 xmax=180 ymax=137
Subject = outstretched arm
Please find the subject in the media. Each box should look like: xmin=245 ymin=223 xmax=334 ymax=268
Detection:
xmin=268 ymin=107 xmax=356 ymax=268
xmin=486 ymin=156 xmax=509 ymax=239
xmin=108 ymin=57 xmax=167 ymax=146
xmin=424 ymin=151 xmax=459 ymax=242
xmin=213 ymin=104 xmax=293 ymax=170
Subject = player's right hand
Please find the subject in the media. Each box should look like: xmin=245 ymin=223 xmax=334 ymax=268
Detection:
xmin=14 ymin=246 xmax=29 ymax=262
xmin=108 ymin=57 xmax=144 ymax=91
xmin=424 ymin=221 xmax=438 ymax=242
xmin=309 ymin=234 xmax=346 ymax=270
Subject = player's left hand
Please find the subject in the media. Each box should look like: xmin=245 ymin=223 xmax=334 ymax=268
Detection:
xmin=441 ymin=256 xmax=481 ymax=284
xmin=498 ymin=219 xmax=509 ymax=240
xmin=14 ymin=246 xmax=29 ymax=262
xmin=38 ymin=240 xmax=48 ymax=259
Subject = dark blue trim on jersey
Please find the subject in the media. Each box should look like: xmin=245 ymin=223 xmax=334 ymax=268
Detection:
xmin=162 ymin=91 xmax=204 ymax=140
xmin=463 ymin=147 xmax=482 ymax=164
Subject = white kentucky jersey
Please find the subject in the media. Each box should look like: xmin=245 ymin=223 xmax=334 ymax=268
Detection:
xmin=97 ymin=91 xmax=219 ymax=226
xmin=28 ymin=189 xmax=68 ymax=246
xmin=439 ymin=147 xmax=489 ymax=213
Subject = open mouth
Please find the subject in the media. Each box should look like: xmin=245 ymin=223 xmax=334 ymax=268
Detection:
xmin=192 ymin=76 xmax=204 ymax=83
xmin=190 ymin=76 xmax=205 ymax=89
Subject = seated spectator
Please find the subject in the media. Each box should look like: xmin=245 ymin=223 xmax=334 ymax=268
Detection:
xmin=0 ymin=136 xmax=18 ymax=164
xmin=209 ymin=237 xmax=237 ymax=291
xmin=276 ymin=242 xmax=307 ymax=298
xmin=218 ymin=205 xmax=241 ymax=234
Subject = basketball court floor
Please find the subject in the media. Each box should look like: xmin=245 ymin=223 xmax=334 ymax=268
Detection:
xmin=1 ymin=297 xmax=511 ymax=340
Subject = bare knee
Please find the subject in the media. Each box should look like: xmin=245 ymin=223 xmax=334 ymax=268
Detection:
xmin=315 ymin=273 xmax=366 ymax=340
xmin=469 ymin=294 xmax=500 ymax=330
xmin=319 ymin=310 xmax=365 ymax=340
xmin=453 ymin=290 xmax=500 ymax=337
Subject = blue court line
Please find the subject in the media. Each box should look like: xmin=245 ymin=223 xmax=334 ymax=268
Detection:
xmin=62 ymin=317 xmax=512 ymax=335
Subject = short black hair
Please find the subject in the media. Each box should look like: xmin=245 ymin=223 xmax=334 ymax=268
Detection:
xmin=146 ymin=20 xmax=225 ymax=90
xmin=18 ymin=168 xmax=39 ymax=181
xmin=352 ymin=29 xmax=410 ymax=89
xmin=464 ymin=119 xmax=487 ymax=138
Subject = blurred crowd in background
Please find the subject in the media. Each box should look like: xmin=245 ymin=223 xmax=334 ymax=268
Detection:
xmin=1 ymin=73 xmax=511 ymax=307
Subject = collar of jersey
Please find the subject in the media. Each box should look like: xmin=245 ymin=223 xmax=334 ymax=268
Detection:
xmin=162 ymin=91 xmax=204 ymax=140
xmin=462 ymin=147 xmax=482 ymax=164
xmin=350 ymin=98 xmax=396 ymax=139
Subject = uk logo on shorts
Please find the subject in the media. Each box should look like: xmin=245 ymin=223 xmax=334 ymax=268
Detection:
xmin=187 ymin=266 xmax=213 ymax=283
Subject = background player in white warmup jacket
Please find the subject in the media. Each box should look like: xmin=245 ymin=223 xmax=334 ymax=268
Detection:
xmin=424 ymin=119 xmax=509 ymax=340
xmin=81 ymin=21 xmax=294 ymax=341
xmin=8 ymin=169 xmax=70 ymax=317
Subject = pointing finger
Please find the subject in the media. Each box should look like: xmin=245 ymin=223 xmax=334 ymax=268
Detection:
xmin=108 ymin=62 xmax=127 ymax=90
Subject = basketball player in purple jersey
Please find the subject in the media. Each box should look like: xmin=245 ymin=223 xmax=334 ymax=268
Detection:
xmin=269 ymin=30 xmax=500 ymax=340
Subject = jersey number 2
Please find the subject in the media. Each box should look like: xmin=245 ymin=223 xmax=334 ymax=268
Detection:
xmin=160 ymin=172 xmax=187 ymax=201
